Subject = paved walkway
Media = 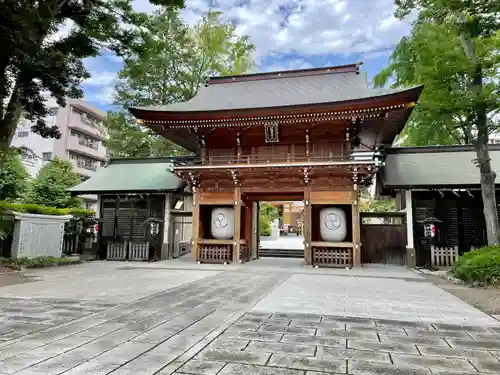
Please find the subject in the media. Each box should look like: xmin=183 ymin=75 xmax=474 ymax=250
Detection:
xmin=0 ymin=260 xmax=499 ymax=374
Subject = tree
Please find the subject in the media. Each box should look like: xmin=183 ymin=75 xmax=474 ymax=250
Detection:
xmin=0 ymin=151 xmax=29 ymax=202
xmin=374 ymin=1 xmax=500 ymax=244
xmin=104 ymin=9 xmax=255 ymax=157
xmin=359 ymin=187 xmax=396 ymax=213
xmin=0 ymin=0 xmax=185 ymax=153
xmin=103 ymin=112 xmax=186 ymax=158
xmin=26 ymin=158 xmax=82 ymax=208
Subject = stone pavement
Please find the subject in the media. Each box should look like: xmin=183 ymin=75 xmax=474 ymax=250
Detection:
xmin=0 ymin=261 xmax=499 ymax=374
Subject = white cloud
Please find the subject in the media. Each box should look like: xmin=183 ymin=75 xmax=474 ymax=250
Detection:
xmin=86 ymin=86 xmax=116 ymax=105
xmin=179 ymin=0 xmax=411 ymax=63
xmin=82 ymin=0 xmax=412 ymax=106
xmin=83 ymin=72 xmax=117 ymax=86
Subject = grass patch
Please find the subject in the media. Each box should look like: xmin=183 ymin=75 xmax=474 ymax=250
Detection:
xmin=452 ymin=245 xmax=500 ymax=286
xmin=0 ymin=256 xmax=82 ymax=270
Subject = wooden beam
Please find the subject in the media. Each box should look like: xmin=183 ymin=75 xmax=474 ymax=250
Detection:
xmin=192 ymin=189 xmax=200 ymax=261
xmin=304 ymin=185 xmax=312 ymax=265
xmin=233 ymin=186 xmax=242 ymax=263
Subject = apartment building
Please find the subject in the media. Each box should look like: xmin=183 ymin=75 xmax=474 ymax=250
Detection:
xmin=11 ymin=99 xmax=107 ymax=211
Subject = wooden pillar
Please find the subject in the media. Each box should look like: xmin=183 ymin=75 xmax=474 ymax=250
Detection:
xmin=352 ymin=187 xmax=361 ymax=266
xmin=305 ymin=130 xmax=310 ymax=160
xmin=192 ymin=188 xmax=200 ymax=260
xmin=233 ymin=186 xmax=242 ymax=263
xmin=304 ymin=185 xmax=312 ymax=265
xmin=236 ymin=133 xmax=242 ymax=161
xmin=405 ymin=189 xmax=416 ymax=268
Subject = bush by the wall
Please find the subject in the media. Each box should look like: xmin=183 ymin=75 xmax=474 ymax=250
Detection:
xmin=0 ymin=256 xmax=82 ymax=270
xmin=259 ymin=215 xmax=271 ymax=236
xmin=0 ymin=201 xmax=94 ymax=217
xmin=452 ymin=245 xmax=500 ymax=286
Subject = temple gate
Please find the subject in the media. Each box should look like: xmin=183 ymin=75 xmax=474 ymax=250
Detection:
xmin=130 ymin=63 xmax=422 ymax=267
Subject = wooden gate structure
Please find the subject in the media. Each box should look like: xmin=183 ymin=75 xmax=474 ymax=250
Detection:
xmin=130 ymin=63 xmax=422 ymax=267
xmin=360 ymin=212 xmax=407 ymax=265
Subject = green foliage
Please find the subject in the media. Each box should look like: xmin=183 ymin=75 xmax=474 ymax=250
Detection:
xmin=376 ymin=0 xmax=500 ymax=244
xmin=452 ymin=246 xmax=500 ymax=285
xmin=0 ymin=256 xmax=82 ymax=270
xmin=25 ymin=158 xmax=83 ymax=209
xmin=374 ymin=21 xmax=500 ymax=146
xmin=0 ymin=201 xmax=94 ymax=217
xmin=0 ymin=0 xmax=186 ymax=151
xmin=259 ymin=215 xmax=271 ymax=236
xmin=260 ymin=203 xmax=280 ymax=222
xmin=104 ymin=111 xmax=187 ymax=158
xmin=105 ymin=9 xmax=255 ymax=157
xmin=0 ymin=151 xmax=29 ymax=202
xmin=359 ymin=187 xmax=396 ymax=213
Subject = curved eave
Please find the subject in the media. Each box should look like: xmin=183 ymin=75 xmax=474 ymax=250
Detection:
xmin=129 ymin=86 xmax=424 ymax=123
xmin=69 ymin=187 xmax=185 ymax=196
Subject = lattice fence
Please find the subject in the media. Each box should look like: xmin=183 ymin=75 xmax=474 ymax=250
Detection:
xmin=312 ymin=247 xmax=353 ymax=268
xmin=106 ymin=243 xmax=127 ymax=260
xmin=198 ymin=245 xmax=232 ymax=263
xmin=430 ymin=245 xmax=459 ymax=268
xmin=129 ymin=242 xmax=150 ymax=261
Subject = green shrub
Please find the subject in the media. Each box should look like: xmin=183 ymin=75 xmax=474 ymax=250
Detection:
xmin=0 ymin=201 xmax=94 ymax=217
xmin=0 ymin=256 xmax=81 ymax=269
xmin=452 ymin=245 xmax=500 ymax=285
xmin=259 ymin=215 xmax=271 ymax=236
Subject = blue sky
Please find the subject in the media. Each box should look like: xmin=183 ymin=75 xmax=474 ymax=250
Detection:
xmin=81 ymin=0 xmax=412 ymax=112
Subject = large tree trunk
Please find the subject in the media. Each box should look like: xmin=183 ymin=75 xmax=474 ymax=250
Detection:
xmin=0 ymin=83 xmax=23 ymax=152
xmin=475 ymin=142 xmax=500 ymax=245
xmin=473 ymin=64 xmax=499 ymax=245
xmin=459 ymin=25 xmax=500 ymax=245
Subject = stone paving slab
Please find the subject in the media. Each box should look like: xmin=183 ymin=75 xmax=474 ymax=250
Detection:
xmin=251 ymin=274 xmax=500 ymax=326
xmin=1 ymin=263 xmax=500 ymax=375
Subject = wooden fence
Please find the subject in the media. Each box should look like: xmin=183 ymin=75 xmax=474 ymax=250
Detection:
xmin=430 ymin=245 xmax=459 ymax=268
xmin=106 ymin=242 xmax=150 ymax=261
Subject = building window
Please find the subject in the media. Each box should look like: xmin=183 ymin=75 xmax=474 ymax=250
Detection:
xmin=42 ymin=152 xmax=52 ymax=161
xmin=71 ymin=130 xmax=100 ymax=150
xmin=48 ymin=108 xmax=59 ymax=116
xmin=70 ymin=152 xmax=98 ymax=171
xmin=17 ymin=131 xmax=29 ymax=138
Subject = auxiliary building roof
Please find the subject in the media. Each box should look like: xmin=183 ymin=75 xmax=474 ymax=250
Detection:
xmin=129 ymin=63 xmax=422 ymax=116
xmin=379 ymin=145 xmax=500 ymax=190
xmin=68 ymin=158 xmax=185 ymax=195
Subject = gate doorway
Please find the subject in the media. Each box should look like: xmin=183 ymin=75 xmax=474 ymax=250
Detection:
xmin=360 ymin=212 xmax=407 ymax=265
xmin=244 ymin=193 xmax=305 ymax=261
xmin=257 ymin=200 xmax=305 ymax=259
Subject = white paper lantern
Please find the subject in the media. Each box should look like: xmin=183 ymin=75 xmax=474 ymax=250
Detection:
xmin=320 ymin=207 xmax=347 ymax=242
xmin=211 ymin=207 xmax=234 ymax=239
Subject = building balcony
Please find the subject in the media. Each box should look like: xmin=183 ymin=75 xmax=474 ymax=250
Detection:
xmin=71 ymin=159 xmax=98 ymax=178
xmin=67 ymin=135 xmax=107 ymax=161
xmin=68 ymin=112 xmax=107 ymax=141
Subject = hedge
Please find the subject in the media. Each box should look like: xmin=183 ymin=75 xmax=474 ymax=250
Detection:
xmin=0 ymin=256 xmax=82 ymax=270
xmin=0 ymin=201 xmax=94 ymax=218
xmin=452 ymin=245 xmax=500 ymax=286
